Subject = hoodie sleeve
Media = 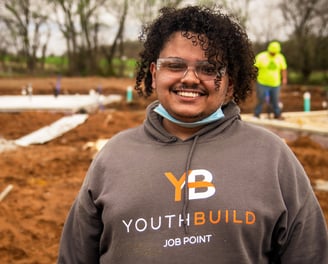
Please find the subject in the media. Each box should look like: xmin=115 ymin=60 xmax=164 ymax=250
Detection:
xmin=57 ymin=183 xmax=103 ymax=264
xmin=279 ymin=191 xmax=328 ymax=263
xmin=271 ymin=145 xmax=328 ymax=263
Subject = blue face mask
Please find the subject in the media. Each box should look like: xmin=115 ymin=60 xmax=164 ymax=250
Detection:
xmin=154 ymin=104 xmax=225 ymax=128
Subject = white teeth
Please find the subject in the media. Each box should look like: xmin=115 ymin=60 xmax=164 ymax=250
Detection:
xmin=177 ymin=91 xmax=200 ymax=98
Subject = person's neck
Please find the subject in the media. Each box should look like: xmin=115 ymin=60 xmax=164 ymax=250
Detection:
xmin=162 ymin=118 xmax=203 ymax=140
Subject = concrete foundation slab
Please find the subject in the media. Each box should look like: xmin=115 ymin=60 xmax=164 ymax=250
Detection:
xmin=241 ymin=110 xmax=328 ymax=136
xmin=0 ymin=94 xmax=122 ymax=113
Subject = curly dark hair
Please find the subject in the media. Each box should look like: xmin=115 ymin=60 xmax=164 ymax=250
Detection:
xmin=135 ymin=5 xmax=258 ymax=104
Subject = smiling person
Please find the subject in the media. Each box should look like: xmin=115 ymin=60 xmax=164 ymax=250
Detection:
xmin=57 ymin=6 xmax=328 ymax=264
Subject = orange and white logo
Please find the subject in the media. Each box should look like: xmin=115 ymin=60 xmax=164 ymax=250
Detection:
xmin=165 ymin=169 xmax=216 ymax=201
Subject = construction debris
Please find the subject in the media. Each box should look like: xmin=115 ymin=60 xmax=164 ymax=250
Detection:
xmin=0 ymin=184 xmax=14 ymax=202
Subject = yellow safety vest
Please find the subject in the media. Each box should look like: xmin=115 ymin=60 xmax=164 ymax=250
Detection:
xmin=255 ymin=51 xmax=287 ymax=87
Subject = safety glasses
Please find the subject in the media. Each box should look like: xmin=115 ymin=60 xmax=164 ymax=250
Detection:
xmin=156 ymin=57 xmax=226 ymax=81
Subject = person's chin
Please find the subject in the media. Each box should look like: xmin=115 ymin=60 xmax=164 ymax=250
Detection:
xmin=173 ymin=111 xmax=204 ymax=122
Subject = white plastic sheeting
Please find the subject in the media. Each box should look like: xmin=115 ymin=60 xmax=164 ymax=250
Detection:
xmin=15 ymin=114 xmax=88 ymax=146
xmin=0 ymin=94 xmax=122 ymax=113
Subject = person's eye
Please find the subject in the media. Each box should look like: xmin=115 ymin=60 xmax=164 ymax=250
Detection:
xmin=165 ymin=62 xmax=186 ymax=71
xmin=199 ymin=64 xmax=217 ymax=75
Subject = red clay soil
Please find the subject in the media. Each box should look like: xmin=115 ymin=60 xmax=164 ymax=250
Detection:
xmin=0 ymin=77 xmax=327 ymax=263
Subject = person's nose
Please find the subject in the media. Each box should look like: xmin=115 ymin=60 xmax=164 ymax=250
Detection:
xmin=181 ymin=67 xmax=200 ymax=83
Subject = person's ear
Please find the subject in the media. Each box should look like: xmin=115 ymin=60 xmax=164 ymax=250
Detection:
xmin=227 ymin=77 xmax=234 ymax=97
xmin=223 ymin=78 xmax=234 ymax=103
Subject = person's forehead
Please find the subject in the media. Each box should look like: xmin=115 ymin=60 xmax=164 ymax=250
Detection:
xmin=160 ymin=32 xmax=207 ymax=57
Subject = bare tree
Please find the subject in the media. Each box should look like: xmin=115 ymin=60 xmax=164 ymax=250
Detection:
xmin=78 ymin=0 xmax=108 ymax=74
xmin=49 ymin=0 xmax=79 ymax=74
xmin=0 ymin=21 xmax=12 ymax=72
xmin=2 ymin=0 xmax=50 ymax=72
xmin=195 ymin=0 xmax=253 ymax=29
xmin=49 ymin=0 xmax=110 ymax=75
xmin=39 ymin=27 xmax=52 ymax=70
xmin=102 ymin=0 xmax=129 ymax=76
xmin=279 ymin=0 xmax=328 ymax=80
xmin=0 ymin=2 xmax=14 ymax=73
xmin=132 ymin=0 xmax=184 ymax=25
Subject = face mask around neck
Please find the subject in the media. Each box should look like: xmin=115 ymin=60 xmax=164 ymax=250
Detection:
xmin=153 ymin=104 xmax=225 ymax=128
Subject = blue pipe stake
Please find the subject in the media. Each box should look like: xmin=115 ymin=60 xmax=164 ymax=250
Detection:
xmin=303 ymin=92 xmax=311 ymax=112
xmin=126 ymin=86 xmax=133 ymax=103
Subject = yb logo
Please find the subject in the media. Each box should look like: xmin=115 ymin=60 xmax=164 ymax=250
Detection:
xmin=165 ymin=169 xmax=215 ymax=201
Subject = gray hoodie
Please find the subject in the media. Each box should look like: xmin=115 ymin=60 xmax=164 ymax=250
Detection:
xmin=58 ymin=100 xmax=328 ymax=263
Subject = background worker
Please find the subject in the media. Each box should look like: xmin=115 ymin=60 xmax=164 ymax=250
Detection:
xmin=254 ymin=41 xmax=288 ymax=119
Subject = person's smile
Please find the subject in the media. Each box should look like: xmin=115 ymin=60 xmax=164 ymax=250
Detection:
xmin=170 ymin=84 xmax=208 ymax=100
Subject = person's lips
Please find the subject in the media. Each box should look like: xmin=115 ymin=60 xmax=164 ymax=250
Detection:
xmin=176 ymin=90 xmax=202 ymax=98
xmin=171 ymin=84 xmax=207 ymax=98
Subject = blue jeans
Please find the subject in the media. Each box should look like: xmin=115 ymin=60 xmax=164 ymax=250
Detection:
xmin=254 ymin=83 xmax=281 ymax=118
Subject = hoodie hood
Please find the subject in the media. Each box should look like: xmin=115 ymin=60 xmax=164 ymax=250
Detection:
xmin=144 ymin=100 xmax=241 ymax=143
